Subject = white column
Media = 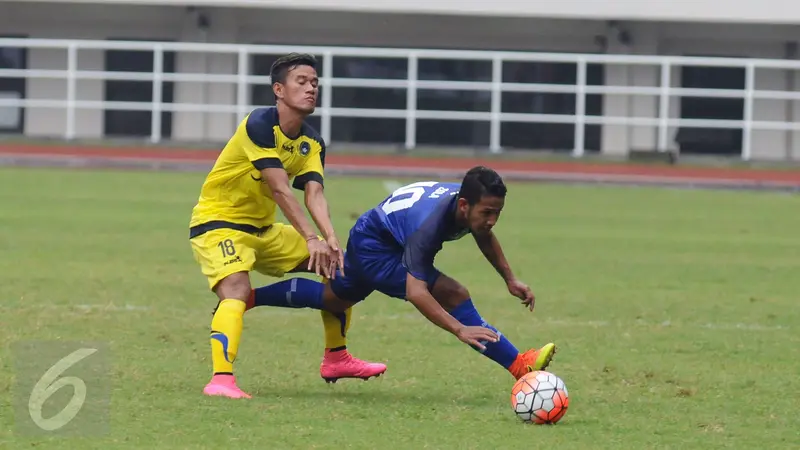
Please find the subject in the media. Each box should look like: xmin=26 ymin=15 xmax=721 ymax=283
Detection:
xmin=173 ymin=8 xmax=239 ymax=143
xmin=601 ymin=22 xmax=661 ymax=156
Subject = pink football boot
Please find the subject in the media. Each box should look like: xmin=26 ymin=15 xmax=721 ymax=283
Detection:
xmin=203 ymin=374 xmax=252 ymax=399
xmin=320 ymin=349 xmax=387 ymax=383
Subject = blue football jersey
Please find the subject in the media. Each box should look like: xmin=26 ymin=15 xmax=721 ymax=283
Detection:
xmin=358 ymin=181 xmax=471 ymax=281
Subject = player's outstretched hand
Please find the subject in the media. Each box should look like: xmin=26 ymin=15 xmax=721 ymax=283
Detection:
xmin=507 ymin=278 xmax=535 ymax=311
xmin=307 ymin=238 xmax=332 ymax=278
xmin=326 ymin=235 xmax=345 ymax=278
xmin=456 ymin=326 xmax=499 ymax=351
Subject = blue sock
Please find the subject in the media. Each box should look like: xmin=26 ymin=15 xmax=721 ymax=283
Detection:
xmin=450 ymin=299 xmax=520 ymax=369
xmin=252 ymin=278 xmax=324 ymax=310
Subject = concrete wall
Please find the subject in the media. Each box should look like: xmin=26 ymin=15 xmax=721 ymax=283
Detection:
xmin=1 ymin=3 xmax=799 ymax=160
xmin=24 ymin=0 xmax=800 ymax=25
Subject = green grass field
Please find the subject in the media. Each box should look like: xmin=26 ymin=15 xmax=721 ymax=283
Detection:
xmin=1 ymin=166 xmax=799 ymax=449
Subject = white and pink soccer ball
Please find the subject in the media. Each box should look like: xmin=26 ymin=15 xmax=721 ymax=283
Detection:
xmin=510 ymin=370 xmax=569 ymax=424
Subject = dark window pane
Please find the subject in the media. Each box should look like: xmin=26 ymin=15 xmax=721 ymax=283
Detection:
xmin=503 ymin=61 xmax=576 ymax=84
xmin=499 ymin=61 xmax=604 ymax=151
xmin=103 ymin=42 xmax=175 ymax=138
xmin=503 ymin=92 xmax=603 ymax=116
xmin=677 ymin=65 xmax=744 ymax=155
xmin=0 ymin=46 xmax=26 ymax=69
xmin=333 ymin=87 xmax=406 ymax=109
xmin=502 ymin=62 xmax=602 ymax=84
xmin=251 ymin=54 xmax=278 ymax=76
xmin=417 ymin=89 xmax=490 ymax=112
xmin=502 ymin=92 xmax=574 ymax=115
xmin=0 ymin=36 xmax=26 ymax=133
xmin=417 ymin=119 xmax=489 ymax=147
xmin=251 ymin=82 xmax=273 ymax=107
xmin=418 ymin=59 xmax=491 ymax=82
xmin=498 ymin=123 xmax=600 ymax=153
xmin=585 ymin=125 xmax=601 ymax=152
xmin=331 ymin=117 xmax=404 ymax=144
xmin=587 ymin=64 xmax=604 ymax=86
xmin=501 ymin=122 xmax=573 ymax=151
xmin=305 ymin=115 xmax=321 ymax=135
xmin=585 ymin=94 xmax=603 ymax=116
xmin=681 ymin=96 xmax=743 ymax=120
xmin=683 ymin=65 xmax=744 ymax=90
xmin=333 ymin=57 xmax=407 ymax=79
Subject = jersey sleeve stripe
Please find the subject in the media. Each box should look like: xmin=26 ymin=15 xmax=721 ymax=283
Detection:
xmin=252 ymin=157 xmax=284 ymax=170
xmin=292 ymin=172 xmax=324 ymax=190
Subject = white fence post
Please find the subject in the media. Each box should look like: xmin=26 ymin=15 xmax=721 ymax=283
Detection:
xmin=236 ymin=47 xmax=249 ymax=121
xmin=150 ymin=45 xmax=163 ymax=144
xmin=742 ymin=62 xmax=756 ymax=161
xmin=405 ymin=53 xmax=418 ymax=151
xmin=321 ymin=52 xmax=333 ymax=145
xmin=573 ymin=58 xmax=587 ymax=157
xmin=489 ymin=56 xmax=502 ymax=154
xmin=657 ymin=61 xmax=672 ymax=152
xmin=65 ymin=43 xmax=77 ymax=141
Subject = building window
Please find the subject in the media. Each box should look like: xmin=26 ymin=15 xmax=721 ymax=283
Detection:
xmin=331 ymin=56 xmax=407 ymax=144
xmin=0 ymin=37 xmax=27 ymax=134
xmin=677 ymin=65 xmax=744 ymax=155
xmin=500 ymin=61 xmax=604 ymax=152
xmin=248 ymin=52 xmax=605 ymax=151
xmin=103 ymin=39 xmax=175 ymax=138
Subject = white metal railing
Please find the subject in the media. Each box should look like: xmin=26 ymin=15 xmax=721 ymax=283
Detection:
xmin=1 ymin=38 xmax=800 ymax=159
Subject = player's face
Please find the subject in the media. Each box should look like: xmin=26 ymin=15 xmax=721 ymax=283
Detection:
xmin=274 ymin=64 xmax=319 ymax=114
xmin=462 ymin=195 xmax=504 ymax=236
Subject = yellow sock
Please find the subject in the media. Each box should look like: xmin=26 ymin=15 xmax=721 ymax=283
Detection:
xmin=321 ymin=308 xmax=351 ymax=350
xmin=209 ymin=299 xmax=246 ymax=375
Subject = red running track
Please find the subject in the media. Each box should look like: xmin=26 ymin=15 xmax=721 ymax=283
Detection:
xmin=1 ymin=143 xmax=799 ymax=189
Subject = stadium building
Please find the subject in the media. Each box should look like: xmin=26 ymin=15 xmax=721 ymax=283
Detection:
xmin=1 ymin=0 xmax=799 ymax=161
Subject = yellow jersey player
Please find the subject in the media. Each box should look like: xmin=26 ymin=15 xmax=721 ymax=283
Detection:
xmin=189 ymin=53 xmax=386 ymax=399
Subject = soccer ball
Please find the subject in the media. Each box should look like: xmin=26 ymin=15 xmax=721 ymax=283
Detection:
xmin=510 ymin=370 xmax=569 ymax=424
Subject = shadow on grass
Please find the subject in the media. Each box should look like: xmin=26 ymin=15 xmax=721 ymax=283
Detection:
xmin=247 ymin=384 xmax=499 ymax=408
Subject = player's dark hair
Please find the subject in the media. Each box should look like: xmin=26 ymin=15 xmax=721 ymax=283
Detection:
xmin=270 ymin=53 xmax=317 ymax=85
xmin=459 ymin=166 xmax=507 ymax=205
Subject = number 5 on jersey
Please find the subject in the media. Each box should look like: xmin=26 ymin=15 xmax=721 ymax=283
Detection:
xmin=380 ymin=181 xmax=439 ymax=215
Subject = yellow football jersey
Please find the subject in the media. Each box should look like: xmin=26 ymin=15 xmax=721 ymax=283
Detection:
xmin=189 ymin=107 xmax=325 ymax=236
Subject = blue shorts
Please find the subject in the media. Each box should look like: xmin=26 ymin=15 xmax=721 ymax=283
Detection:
xmin=329 ymin=228 xmax=441 ymax=303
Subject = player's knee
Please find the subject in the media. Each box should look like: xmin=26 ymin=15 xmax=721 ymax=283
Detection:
xmin=446 ymin=286 xmax=471 ymax=310
xmin=321 ymin=283 xmax=356 ymax=313
xmin=432 ymin=275 xmax=470 ymax=311
xmin=214 ymin=271 xmax=252 ymax=301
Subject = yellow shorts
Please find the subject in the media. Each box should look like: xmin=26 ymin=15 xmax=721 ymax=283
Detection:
xmin=189 ymin=223 xmax=312 ymax=290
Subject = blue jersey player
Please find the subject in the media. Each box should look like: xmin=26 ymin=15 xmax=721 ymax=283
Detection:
xmin=244 ymin=166 xmax=556 ymax=383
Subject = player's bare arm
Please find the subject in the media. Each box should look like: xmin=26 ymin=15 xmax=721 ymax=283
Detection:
xmin=473 ymin=230 xmax=514 ymax=281
xmin=261 ymin=166 xmax=331 ymax=277
xmin=474 ymin=226 xmax=535 ymax=310
xmin=303 ymin=180 xmax=345 ymax=277
xmin=405 ymin=273 xmax=498 ymax=350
